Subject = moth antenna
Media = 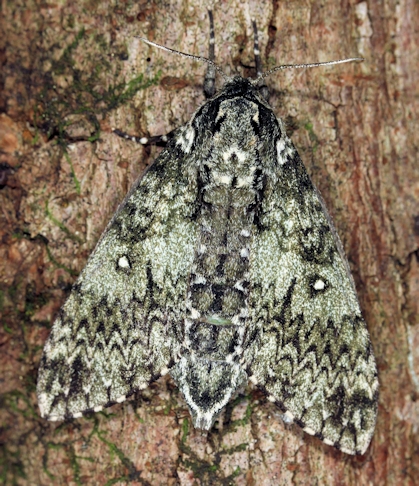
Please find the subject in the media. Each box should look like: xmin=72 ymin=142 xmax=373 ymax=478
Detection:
xmin=137 ymin=36 xmax=229 ymax=81
xmin=255 ymin=57 xmax=364 ymax=82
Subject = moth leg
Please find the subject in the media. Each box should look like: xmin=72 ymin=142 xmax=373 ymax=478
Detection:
xmin=203 ymin=10 xmax=216 ymax=98
xmin=252 ymin=20 xmax=269 ymax=101
xmin=113 ymin=128 xmax=177 ymax=147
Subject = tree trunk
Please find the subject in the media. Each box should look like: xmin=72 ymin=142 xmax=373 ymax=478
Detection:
xmin=1 ymin=1 xmax=418 ymax=484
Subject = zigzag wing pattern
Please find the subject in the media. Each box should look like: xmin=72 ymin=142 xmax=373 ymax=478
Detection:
xmin=37 ymin=141 xmax=197 ymax=420
xmin=247 ymin=131 xmax=379 ymax=455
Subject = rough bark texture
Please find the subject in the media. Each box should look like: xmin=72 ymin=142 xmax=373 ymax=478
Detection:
xmin=0 ymin=0 xmax=418 ymax=484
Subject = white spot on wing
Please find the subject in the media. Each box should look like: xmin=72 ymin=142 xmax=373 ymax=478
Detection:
xmin=116 ymin=395 xmax=126 ymax=403
xmin=73 ymin=412 xmax=83 ymax=418
xmin=160 ymin=367 xmax=169 ymax=376
xmin=118 ymin=256 xmax=130 ymax=268
xmin=94 ymin=405 xmax=103 ymax=412
xmin=303 ymin=426 xmax=316 ymax=436
xmin=313 ymin=279 xmax=325 ymax=290
xmin=249 ymin=375 xmax=258 ymax=385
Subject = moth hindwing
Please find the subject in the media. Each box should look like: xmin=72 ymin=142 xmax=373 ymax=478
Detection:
xmin=37 ymin=12 xmax=378 ymax=456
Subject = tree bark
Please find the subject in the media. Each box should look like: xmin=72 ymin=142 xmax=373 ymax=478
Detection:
xmin=1 ymin=0 xmax=418 ymax=484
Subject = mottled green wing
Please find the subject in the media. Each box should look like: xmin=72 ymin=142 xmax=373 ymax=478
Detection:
xmin=37 ymin=142 xmax=197 ymax=420
xmin=247 ymin=137 xmax=379 ymax=455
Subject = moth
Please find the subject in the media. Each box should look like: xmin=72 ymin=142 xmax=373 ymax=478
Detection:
xmin=37 ymin=11 xmax=379 ymax=455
